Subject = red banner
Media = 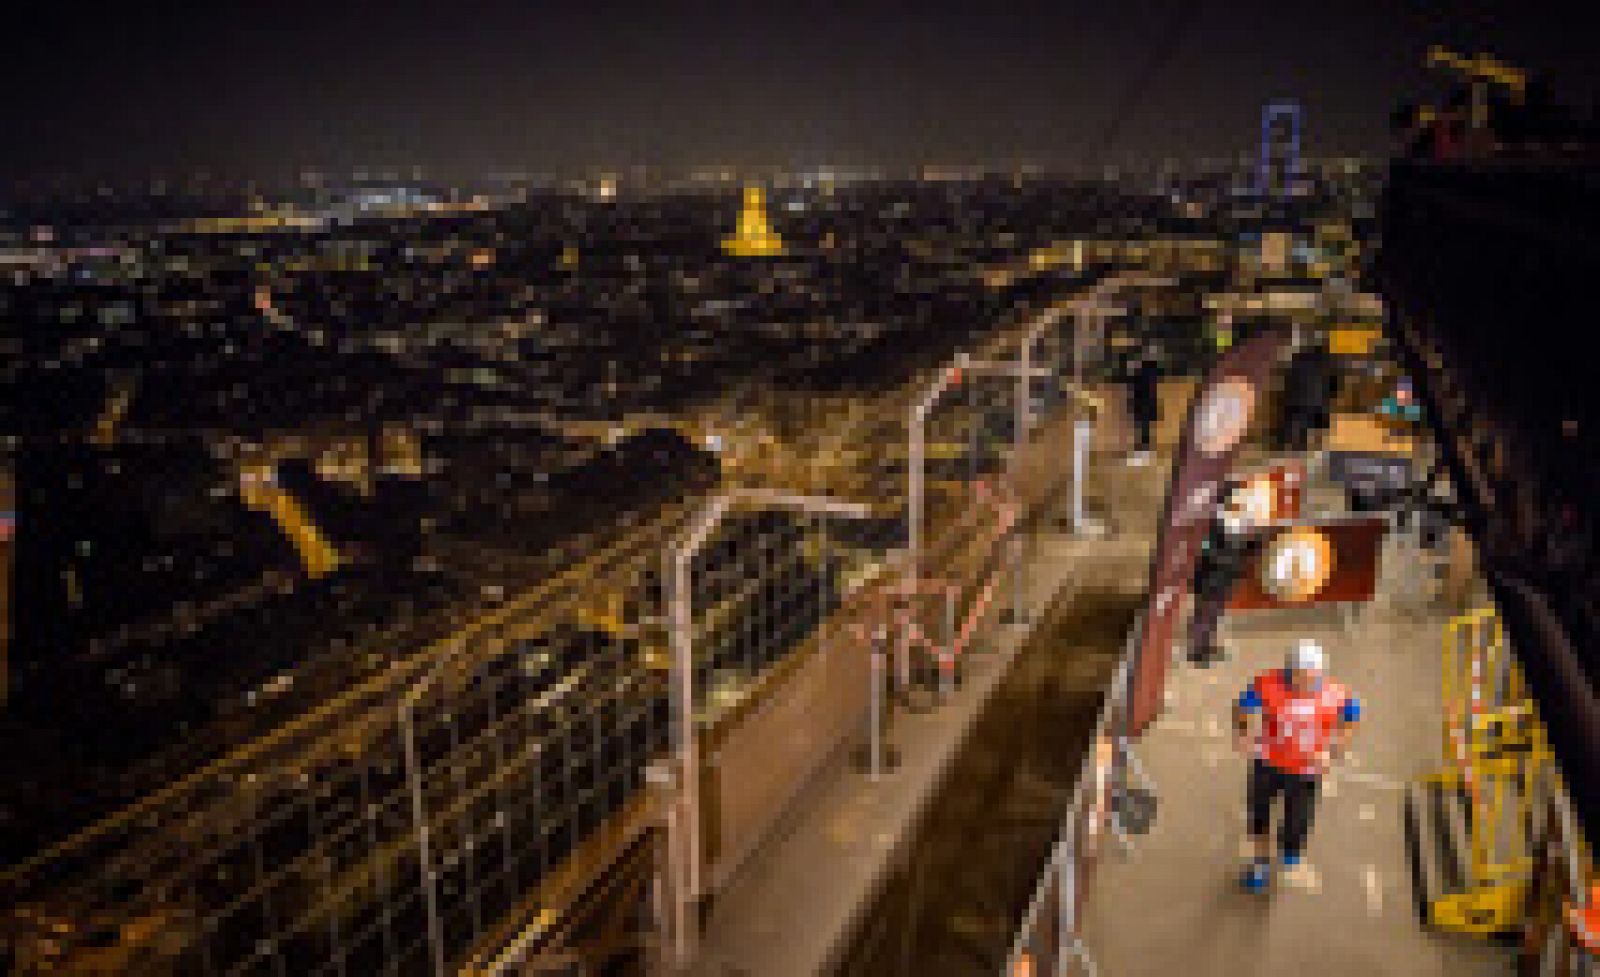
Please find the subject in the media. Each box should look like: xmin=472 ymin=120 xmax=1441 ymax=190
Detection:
xmin=1125 ymin=329 xmax=1288 ymax=738
xmin=1228 ymin=516 xmax=1388 ymax=609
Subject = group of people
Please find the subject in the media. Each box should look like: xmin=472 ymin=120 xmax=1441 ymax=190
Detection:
xmin=1112 ymin=323 xmax=1368 ymax=893
xmin=1121 ymin=330 xmax=1340 ymax=664
xmin=1119 ymin=328 xmax=1341 ymax=464
xmin=1181 ymin=487 xmax=1365 ymax=893
xmin=1198 ymin=457 xmax=1365 ymax=894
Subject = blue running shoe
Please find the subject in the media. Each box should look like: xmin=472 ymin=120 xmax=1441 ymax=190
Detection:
xmin=1241 ymin=860 xmax=1270 ymax=893
xmin=1280 ymin=852 xmax=1302 ymax=869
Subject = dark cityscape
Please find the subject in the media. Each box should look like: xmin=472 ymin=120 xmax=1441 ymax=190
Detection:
xmin=1 ymin=5 xmax=1596 ymax=977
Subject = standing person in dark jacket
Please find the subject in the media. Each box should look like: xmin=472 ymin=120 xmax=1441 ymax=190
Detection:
xmin=1279 ymin=338 xmax=1336 ymax=453
xmin=1188 ymin=483 xmax=1266 ymax=666
xmin=1126 ymin=341 xmax=1162 ymax=466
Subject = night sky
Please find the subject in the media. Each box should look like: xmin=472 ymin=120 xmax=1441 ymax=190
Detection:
xmin=5 ymin=1 xmax=1594 ymax=187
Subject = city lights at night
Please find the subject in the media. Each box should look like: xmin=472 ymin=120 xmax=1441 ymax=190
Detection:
xmin=1 ymin=4 xmax=1595 ymax=976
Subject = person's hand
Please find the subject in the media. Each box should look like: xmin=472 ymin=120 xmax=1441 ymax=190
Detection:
xmin=1233 ymin=730 xmax=1256 ymax=756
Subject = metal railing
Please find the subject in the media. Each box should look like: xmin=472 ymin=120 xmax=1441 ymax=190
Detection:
xmin=656 ymin=490 xmax=878 ymax=965
xmin=0 ymin=505 xmax=690 ymax=977
xmin=650 ymin=295 xmax=1121 ymax=966
xmin=0 ymin=283 xmax=1126 ymax=977
xmin=1003 ymin=617 xmax=1147 ymax=977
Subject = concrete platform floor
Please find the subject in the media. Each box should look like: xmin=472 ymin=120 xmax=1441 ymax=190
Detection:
xmin=1078 ymin=527 xmax=1515 ymax=977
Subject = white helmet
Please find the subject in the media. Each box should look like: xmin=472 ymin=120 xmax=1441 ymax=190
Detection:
xmin=1288 ymin=639 xmax=1326 ymax=674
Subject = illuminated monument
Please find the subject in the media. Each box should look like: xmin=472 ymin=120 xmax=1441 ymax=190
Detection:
xmin=1256 ymin=101 xmax=1303 ymax=199
xmin=722 ymin=185 xmax=785 ymax=257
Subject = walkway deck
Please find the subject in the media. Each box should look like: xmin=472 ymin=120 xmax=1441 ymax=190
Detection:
xmin=1079 ymin=521 xmax=1514 ymax=976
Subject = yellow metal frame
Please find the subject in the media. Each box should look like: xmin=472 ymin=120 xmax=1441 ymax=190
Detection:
xmin=1426 ymin=46 xmax=1528 ymax=99
xmin=1425 ymin=608 xmax=1554 ymax=935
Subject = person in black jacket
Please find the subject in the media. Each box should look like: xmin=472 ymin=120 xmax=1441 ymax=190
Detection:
xmin=1126 ymin=341 xmax=1162 ymax=465
xmin=1279 ymin=338 xmax=1337 ymax=453
xmin=1188 ymin=483 xmax=1267 ymax=666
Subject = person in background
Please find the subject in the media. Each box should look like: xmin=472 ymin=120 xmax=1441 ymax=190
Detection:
xmin=1187 ymin=482 xmax=1265 ymax=666
xmin=1378 ymin=376 xmax=1423 ymax=424
xmin=1233 ymin=640 xmax=1362 ymax=893
xmin=1126 ymin=340 xmax=1162 ymax=466
xmin=1279 ymin=336 xmax=1337 ymax=454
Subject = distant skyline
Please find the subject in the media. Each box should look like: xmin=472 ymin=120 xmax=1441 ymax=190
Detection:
xmin=5 ymin=2 xmax=1594 ymax=188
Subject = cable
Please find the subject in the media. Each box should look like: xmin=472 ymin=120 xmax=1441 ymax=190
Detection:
xmin=1088 ymin=0 xmax=1207 ymax=170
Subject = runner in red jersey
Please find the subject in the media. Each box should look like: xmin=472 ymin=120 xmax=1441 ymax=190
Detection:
xmin=1232 ymin=639 xmax=1362 ymax=892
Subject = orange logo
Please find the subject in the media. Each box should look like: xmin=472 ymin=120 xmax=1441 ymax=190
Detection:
xmin=1262 ymin=528 xmax=1335 ymax=602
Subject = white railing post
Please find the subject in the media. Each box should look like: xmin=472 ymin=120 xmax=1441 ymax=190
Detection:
xmin=1056 ymin=835 xmax=1097 ymax=977
xmin=400 ymin=700 xmax=449 ymax=977
xmin=944 ymin=582 xmax=958 ymax=664
xmin=896 ymin=605 xmax=920 ymax=709
xmin=666 ymin=488 xmax=878 ymax=960
xmin=870 ymin=627 xmax=889 ymax=781
xmin=645 ymin=759 xmax=694 ymax=970
xmin=1019 ymin=331 xmax=1034 ymax=449
xmin=908 ymin=402 xmax=924 ymax=582
xmin=1009 ymin=530 xmax=1028 ymax=625
xmin=666 ymin=540 xmax=701 ymax=963
xmin=938 ymin=625 xmax=956 ymax=702
xmin=1072 ymin=414 xmax=1091 ymax=535
xmin=1055 ymin=841 xmax=1073 ymax=977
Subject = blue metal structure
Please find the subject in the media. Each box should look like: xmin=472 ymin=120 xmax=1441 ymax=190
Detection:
xmin=1257 ymin=101 xmax=1303 ymax=198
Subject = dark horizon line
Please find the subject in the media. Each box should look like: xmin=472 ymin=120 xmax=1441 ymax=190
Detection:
xmin=2 ymin=151 xmax=1384 ymax=193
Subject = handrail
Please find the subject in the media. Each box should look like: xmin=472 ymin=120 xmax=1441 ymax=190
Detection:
xmin=1004 ymin=613 xmax=1142 ymax=975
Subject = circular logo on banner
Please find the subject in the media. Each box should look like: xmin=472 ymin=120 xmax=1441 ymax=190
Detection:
xmin=1195 ymin=378 xmax=1257 ymax=457
xmin=1262 ymin=527 xmax=1335 ymax=602
xmin=1237 ymin=476 xmax=1277 ymax=524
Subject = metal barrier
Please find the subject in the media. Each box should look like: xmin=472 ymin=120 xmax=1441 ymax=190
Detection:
xmin=655 ymin=489 xmax=879 ymax=966
xmin=1003 ymin=620 xmax=1147 ymax=977
xmin=0 ymin=289 xmax=1125 ymax=977
xmin=398 ymin=549 xmax=681 ymax=977
xmin=0 ymin=508 xmax=689 ymax=977
xmin=902 ymin=298 xmax=1100 ymax=687
xmin=652 ymin=294 xmax=1123 ymax=967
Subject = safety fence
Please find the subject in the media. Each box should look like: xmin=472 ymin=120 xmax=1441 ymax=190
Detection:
xmin=1 ymin=507 xmax=692 ymax=977
xmin=652 ymin=295 xmax=1120 ymax=966
xmin=1002 ymin=620 xmax=1148 ymax=977
xmin=0 ymin=291 xmax=1127 ymax=977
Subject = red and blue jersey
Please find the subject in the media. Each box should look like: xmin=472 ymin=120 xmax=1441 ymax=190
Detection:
xmin=1238 ymin=668 xmax=1360 ymax=776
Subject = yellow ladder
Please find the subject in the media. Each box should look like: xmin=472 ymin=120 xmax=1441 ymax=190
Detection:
xmin=1419 ymin=607 xmax=1552 ymax=934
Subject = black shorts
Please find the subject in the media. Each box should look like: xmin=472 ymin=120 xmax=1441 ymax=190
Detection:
xmin=1246 ymin=758 xmax=1321 ymax=857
